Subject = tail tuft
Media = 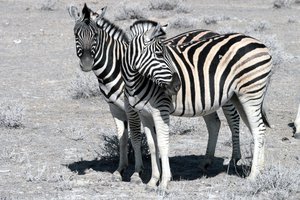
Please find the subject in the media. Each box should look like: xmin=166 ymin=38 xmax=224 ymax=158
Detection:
xmin=262 ymin=108 xmax=270 ymax=128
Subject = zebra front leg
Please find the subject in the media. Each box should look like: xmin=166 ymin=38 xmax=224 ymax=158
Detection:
xmin=222 ymin=101 xmax=241 ymax=164
xmin=140 ymin=114 xmax=161 ymax=189
xmin=152 ymin=109 xmax=171 ymax=191
xmin=126 ymin=105 xmax=144 ymax=184
xmin=201 ymin=112 xmax=220 ymax=171
xmin=109 ymin=104 xmax=143 ymax=182
xmin=109 ymin=105 xmax=128 ymax=181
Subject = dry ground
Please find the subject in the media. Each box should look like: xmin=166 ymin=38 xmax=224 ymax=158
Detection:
xmin=0 ymin=0 xmax=300 ymax=199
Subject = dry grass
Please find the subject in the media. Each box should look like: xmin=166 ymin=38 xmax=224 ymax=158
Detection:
xmin=39 ymin=0 xmax=58 ymax=11
xmin=0 ymin=102 xmax=24 ymax=128
xmin=68 ymin=70 xmax=100 ymax=99
xmin=115 ymin=4 xmax=148 ymax=21
xmin=273 ymin=0 xmax=294 ymax=8
xmin=101 ymin=134 xmax=149 ymax=159
xmin=168 ymin=17 xmax=197 ymax=29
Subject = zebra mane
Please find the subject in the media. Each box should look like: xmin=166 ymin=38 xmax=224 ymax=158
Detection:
xmin=97 ymin=17 xmax=129 ymax=43
xmin=129 ymin=20 xmax=163 ymax=40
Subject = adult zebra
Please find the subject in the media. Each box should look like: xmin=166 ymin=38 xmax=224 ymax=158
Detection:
xmin=68 ymin=4 xmax=242 ymax=184
xmin=122 ymin=20 xmax=272 ymax=190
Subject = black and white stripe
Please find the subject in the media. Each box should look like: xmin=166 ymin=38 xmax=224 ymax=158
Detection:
xmin=123 ymin=20 xmax=272 ymax=189
xmin=70 ymin=5 xmax=242 ymax=185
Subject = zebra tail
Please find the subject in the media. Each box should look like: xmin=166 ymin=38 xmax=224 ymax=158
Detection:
xmin=262 ymin=106 xmax=271 ymax=128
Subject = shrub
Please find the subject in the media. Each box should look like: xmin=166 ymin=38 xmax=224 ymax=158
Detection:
xmin=0 ymin=102 xmax=24 ymax=128
xmin=149 ymin=0 xmax=180 ymax=11
xmin=203 ymin=16 xmax=230 ymax=25
xmin=273 ymin=0 xmax=294 ymax=8
xmin=245 ymin=165 xmax=300 ymax=199
xmin=68 ymin=70 xmax=100 ymax=99
xmin=101 ymin=134 xmax=149 ymax=159
xmin=40 ymin=0 xmax=58 ymax=11
xmin=169 ymin=17 xmax=197 ymax=29
xmin=115 ymin=4 xmax=147 ymax=21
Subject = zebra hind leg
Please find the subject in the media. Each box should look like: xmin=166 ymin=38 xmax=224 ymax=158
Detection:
xmin=201 ymin=112 xmax=221 ymax=171
xmin=232 ymin=95 xmax=266 ymax=180
xmin=222 ymin=101 xmax=241 ymax=164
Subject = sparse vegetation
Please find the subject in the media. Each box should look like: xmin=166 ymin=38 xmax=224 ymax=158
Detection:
xmin=273 ymin=0 xmax=294 ymax=8
xmin=203 ymin=16 xmax=230 ymax=25
xmin=40 ymin=0 xmax=58 ymax=11
xmin=170 ymin=116 xmax=199 ymax=135
xmin=249 ymin=21 xmax=270 ymax=32
xmin=149 ymin=0 xmax=181 ymax=11
xmin=243 ymin=165 xmax=300 ymax=199
xmin=115 ymin=4 xmax=147 ymax=21
xmin=101 ymin=134 xmax=149 ymax=159
xmin=0 ymin=102 xmax=24 ymax=128
xmin=169 ymin=17 xmax=197 ymax=29
xmin=68 ymin=71 xmax=100 ymax=99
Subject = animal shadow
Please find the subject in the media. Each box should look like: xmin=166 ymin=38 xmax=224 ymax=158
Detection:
xmin=66 ymin=155 xmax=249 ymax=183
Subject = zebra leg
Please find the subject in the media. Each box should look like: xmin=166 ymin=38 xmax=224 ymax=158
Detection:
xmin=222 ymin=101 xmax=241 ymax=164
xmin=201 ymin=112 xmax=220 ymax=170
xmin=109 ymin=104 xmax=129 ymax=181
xmin=125 ymin=105 xmax=144 ymax=183
xmin=139 ymin=113 xmax=161 ymax=189
xmin=232 ymin=95 xmax=266 ymax=180
xmin=152 ymin=109 xmax=171 ymax=191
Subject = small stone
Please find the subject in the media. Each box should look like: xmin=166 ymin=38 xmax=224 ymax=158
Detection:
xmin=13 ymin=39 xmax=21 ymax=44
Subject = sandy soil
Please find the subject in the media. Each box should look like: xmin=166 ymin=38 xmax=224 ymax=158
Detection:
xmin=0 ymin=0 xmax=299 ymax=199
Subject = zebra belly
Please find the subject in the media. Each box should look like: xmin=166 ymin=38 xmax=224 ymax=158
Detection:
xmin=170 ymin=90 xmax=233 ymax=117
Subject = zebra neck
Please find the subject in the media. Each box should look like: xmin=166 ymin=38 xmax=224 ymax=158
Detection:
xmin=96 ymin=18 xmax=128 ymax=43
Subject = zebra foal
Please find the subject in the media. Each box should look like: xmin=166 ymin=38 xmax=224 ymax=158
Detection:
xmin=122 ymin=20 xmax=272 ymax=190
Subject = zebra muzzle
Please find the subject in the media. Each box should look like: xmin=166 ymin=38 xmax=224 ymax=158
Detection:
xmin=164 ymin=72 xmax=181 ymax=95
xmin=80 ymin=55 xmax=94 ymax=72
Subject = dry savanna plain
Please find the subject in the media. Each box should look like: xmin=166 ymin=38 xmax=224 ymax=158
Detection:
xmin=0 ymin=0 xmax=300 ymax=199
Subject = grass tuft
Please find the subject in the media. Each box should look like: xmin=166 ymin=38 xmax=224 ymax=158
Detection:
xmin=245 ymin=165 xmax=300 ymax=199
xmin=273 ymin=0 xmax=294 ymax=8
xmin=0 ymin=102 xmax=24 ymax=128
xmin=40 ymin=0 xmax=58 ymax=11
xmin=169 ymin=17 xmax=197 ymax=29
xmin=203 ymin=16 xmax=230 ymax=25
xmin=115 ymin=4 xmax=147 ymax=21
xmin=101 ymin=134 xmax=149 ymax=159
xmin=149 ymin=0 xmax=180 ymax=11
xmin=68 ymin=70 xmax=100 ymax=99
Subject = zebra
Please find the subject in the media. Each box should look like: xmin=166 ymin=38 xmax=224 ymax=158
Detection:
xmin=122 ymin=20 xmax=272 ymax=190
xmin=68 ymin=4 xmax=242 ymax=184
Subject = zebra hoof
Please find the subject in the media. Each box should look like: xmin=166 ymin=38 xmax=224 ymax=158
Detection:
xmin=199 ymin=157 xmax=213 ymax=172
xmin=230 ymin=157 xmax=241 ymax=165
xmin=145 ymin=184 xmax=157 ymax=192
xmin=157 ymin=187 xmax=169 ymax=196
xmin=130 ymin=172 xmax=143 ymax=185
xmin=294 ymin=132 xmax=300 ymax=139
xmin=112 ymin=171 xmax=122 ymax=182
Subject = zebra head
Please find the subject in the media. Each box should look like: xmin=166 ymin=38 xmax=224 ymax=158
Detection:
xmin=127 ymin=20 xmax=181 ymax=95
xmin=68 ymin=4 xmax=105 ymax=72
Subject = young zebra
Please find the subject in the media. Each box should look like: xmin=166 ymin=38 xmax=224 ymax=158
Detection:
xmin=68 ymin=4 xmax=242 ymax=183
xmin=122 ymin=20 xmax=272 ymax=190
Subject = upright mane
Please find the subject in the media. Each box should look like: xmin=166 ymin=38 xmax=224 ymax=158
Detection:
xmin=129 ymin=20 xmax=160 ymax=39
xmin=97 ymin=17 xmax=129 ymax=43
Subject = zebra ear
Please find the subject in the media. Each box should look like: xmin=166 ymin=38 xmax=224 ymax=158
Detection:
xmin=165 ymin=72 xmax=181 ymax=95
xmin=98 ymin=6 xmax=107 ymax=18
xmin=82 ymin=3 xmax=91 ymax=20
xmin=68 ymin=5 xmax=81 ymax=21
xmin=94 ymin=6 xmax=107 ymax=21
xmin=145 ymin=24 xmax=167 ymax=42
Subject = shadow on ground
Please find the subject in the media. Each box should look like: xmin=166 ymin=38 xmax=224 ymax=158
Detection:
xmin=66 ymin=155 xmax=249 ymax=183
